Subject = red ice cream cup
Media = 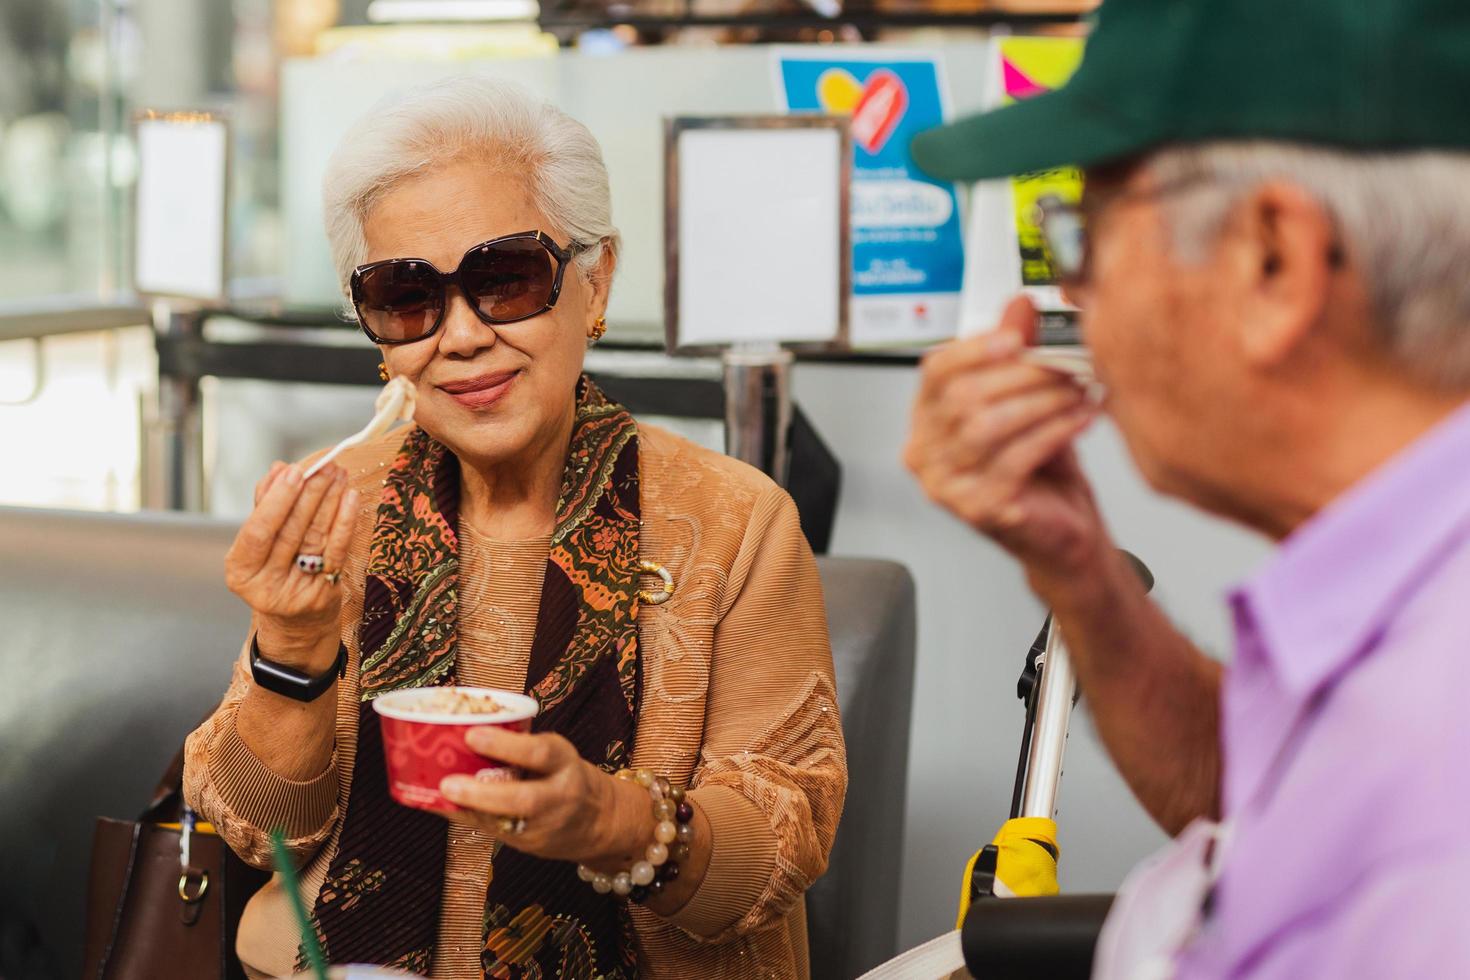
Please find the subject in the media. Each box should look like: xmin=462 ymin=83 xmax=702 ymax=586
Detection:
xmin=371 ymin=686 xmax=539 ymax=812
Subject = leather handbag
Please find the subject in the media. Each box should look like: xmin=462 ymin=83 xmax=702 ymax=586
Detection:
xmin=81 ymin=742 xmax=269 ymax=980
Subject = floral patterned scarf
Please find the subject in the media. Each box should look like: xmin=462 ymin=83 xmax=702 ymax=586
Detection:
xmin=303 ymin=377 xmax=642 ymax=978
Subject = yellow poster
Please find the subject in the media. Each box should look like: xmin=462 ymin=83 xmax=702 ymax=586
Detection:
xmin=998 ymin=37 xmax=1085 ymax=286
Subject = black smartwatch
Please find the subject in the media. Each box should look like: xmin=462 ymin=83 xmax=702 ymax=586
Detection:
xmin=249 ymin=634 xmax=347 ymax=703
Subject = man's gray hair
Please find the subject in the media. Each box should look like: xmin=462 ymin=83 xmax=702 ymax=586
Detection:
xmin=1149 ymin=141 xmax=1470 ymax=390
xmin=322 ymin=75 xmax=620 ymax=302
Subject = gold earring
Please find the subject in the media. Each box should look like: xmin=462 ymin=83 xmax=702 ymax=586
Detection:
xmin=589 ymin=316 xmax=608 ymax=343
xmin=377 ymin=362 xmax=389 ymax=382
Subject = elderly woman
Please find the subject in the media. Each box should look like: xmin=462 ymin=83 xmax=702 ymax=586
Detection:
xmin=184 ymin=76 xmax=845 ymax=979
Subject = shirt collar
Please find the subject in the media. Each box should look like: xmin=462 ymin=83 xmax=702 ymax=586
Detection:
xmin=1233 ymin=400 xmax=1470 ymax=697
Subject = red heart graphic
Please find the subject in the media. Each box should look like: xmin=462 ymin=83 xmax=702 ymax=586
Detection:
xmin=851 ymin=69 xmax=909 ymax=155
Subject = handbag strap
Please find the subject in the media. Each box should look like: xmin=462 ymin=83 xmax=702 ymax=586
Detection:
xmin=95 ymin=822 xmax=145 ymax=980
xmin=140 ymin=741 xmax=187 ymax=824
xmin=141 ymin=704 xmax=220 ymax=824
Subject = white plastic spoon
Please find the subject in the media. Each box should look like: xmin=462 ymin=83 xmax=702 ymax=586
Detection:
xmin=304 ymin=375 xmax=417 ymax=479
xmin=1021 ymin=347 xmax=1106 ymax=402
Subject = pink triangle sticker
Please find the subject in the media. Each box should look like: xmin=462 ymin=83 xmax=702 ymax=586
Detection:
xmin=1003 ymin=58 xmax=1049 ymax=100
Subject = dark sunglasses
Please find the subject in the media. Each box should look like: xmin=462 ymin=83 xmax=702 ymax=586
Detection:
xmin=349 ymin=230 xmax=591 ymax=345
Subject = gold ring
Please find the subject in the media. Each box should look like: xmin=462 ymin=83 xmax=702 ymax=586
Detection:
xmin=637 ymin=559 xmax=675 ymax=605
xmin=496 ymin=815 xmax=527 ymax=836
xmin=178 ymin=870 xmax=210 ymax=904
xmin=324 ymin=570 xmax=341 ymax=585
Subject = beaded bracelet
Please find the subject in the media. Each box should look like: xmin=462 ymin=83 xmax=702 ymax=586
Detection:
xmin=576 ymin=768 xmax=694 ymax=904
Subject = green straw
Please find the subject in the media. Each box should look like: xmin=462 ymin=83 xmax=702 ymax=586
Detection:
xmin=270 ymin=828 xmax=329 ymax=980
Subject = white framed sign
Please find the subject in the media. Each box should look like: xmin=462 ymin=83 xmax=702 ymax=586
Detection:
xmin=664 ymin=116 xmax=850 ymax=354
xmin=133 ymin=111 xmax=230 ymax=304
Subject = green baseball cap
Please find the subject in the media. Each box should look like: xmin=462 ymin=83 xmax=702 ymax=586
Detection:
xmin=911 ymin=0 xmax=1470 ymax=182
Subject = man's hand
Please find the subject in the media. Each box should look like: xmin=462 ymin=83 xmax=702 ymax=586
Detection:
xmin=905 ymin=294 xmax=1224 ymax=833
xmin=904 ymin=295 xmax=1106 ymax=593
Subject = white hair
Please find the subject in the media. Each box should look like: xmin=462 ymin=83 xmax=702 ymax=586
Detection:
xmin=1147 ymin=141 xmax=1470 ymax=390
xmin=321 ymin=75 xmax=620 ymax=304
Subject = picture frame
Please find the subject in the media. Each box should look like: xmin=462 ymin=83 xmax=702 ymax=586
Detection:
xmin=131 ymin=110 xmax=231 ymax=305
xmin=664 ymin=115 xmax=851 ymax=355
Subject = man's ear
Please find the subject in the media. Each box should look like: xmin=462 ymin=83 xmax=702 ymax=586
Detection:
xmin=1230 ymin=180 xmax=1336 ymax=368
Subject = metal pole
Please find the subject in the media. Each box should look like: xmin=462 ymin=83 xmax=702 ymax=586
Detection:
xmin=721 ymin=346 xmax=795 ymax=485
xmin=146 ymin=304 xmax=206 ymax=512
xmin=1015 ymin=553 xmax=1154 ymax=820
xmin=1018 ymin=622 xmax=1076 ymax=819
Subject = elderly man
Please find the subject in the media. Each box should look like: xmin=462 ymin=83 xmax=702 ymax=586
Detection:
xmin=905 ymin=0 xmax=1470 ymax=976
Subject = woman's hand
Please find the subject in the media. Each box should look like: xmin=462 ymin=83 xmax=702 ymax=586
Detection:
xmin=904 ymin=294 xmax=1107 ymax=596
xmin=439 ymin=727 xmax=652 ymax=867
xmin=224 ymin=461 xmax=360 ymax=672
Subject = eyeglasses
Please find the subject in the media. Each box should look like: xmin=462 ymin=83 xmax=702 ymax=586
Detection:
xmin=1036 ymin=178 xmax=1347 ymax=294
xmin=349 ymin=230 xmax=591 ymax=345
xmin=1033 ymin=176 xmax=1217 ymax=290
xmin=1034 ymin=195 xmax=1089 ymax=287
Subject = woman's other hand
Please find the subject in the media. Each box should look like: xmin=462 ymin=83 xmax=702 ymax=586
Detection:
xmin=439 ymin=728 xmax=649 ymax=865
xmin=440 ymin=728 xmax=712 ymax=913
xmin=224 ymin=461 xmax=360 ymax=671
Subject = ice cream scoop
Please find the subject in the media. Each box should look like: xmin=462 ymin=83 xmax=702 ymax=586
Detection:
xmin=304 ymin=375 xmax=417 ymax=479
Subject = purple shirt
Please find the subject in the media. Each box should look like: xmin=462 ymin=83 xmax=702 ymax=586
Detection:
xmin=1175 ymin=402 xmax=1470 ymax=979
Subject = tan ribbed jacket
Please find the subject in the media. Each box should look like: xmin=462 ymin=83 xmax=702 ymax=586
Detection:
xmin=183 ymin=422 xmax=847 ymax=980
